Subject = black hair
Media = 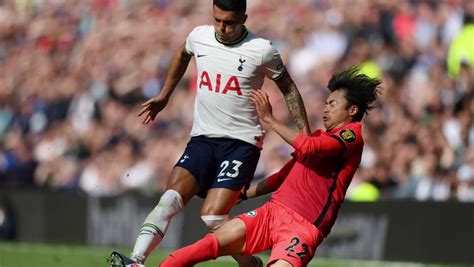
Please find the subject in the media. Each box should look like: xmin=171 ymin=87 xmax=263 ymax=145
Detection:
xmin=327 ymin=66 xmax=381 ymax=121
xmin=213 ymin=0 xmax=246 ymax=14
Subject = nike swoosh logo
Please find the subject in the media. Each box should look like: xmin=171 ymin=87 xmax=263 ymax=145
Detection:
xmin=197 ymin=54 xmax=207 ymax=58
xmin=217 ymin=177 xmax=232 ymax=182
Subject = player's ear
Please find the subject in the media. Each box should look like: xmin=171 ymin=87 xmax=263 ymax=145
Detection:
xmin=349 ymin=105 xmax=358 ymax=117
xmin=241 ymin=14 xmax=248 ymax=24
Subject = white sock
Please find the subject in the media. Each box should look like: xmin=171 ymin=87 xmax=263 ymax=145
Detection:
xmin=131 ymin=190 xmax=183 ymax=263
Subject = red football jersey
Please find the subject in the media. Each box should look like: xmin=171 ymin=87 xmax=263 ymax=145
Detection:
xmin=270 ymin=122 xmax=363 ymax=236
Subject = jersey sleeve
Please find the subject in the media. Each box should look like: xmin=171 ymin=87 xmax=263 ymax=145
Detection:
xmin=291 ymin=132 xmax=345 ymax=158
xmin=260 ymin=41 xmax=286 ymax=80
xmin=184 ymin=27 xmax=199 ymax=56
xmin=331 ymin=124 xmax=363 ymax=151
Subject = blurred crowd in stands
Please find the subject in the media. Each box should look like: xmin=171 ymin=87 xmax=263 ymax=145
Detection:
xmin=0 ymin=0 xmax=473 ymax=202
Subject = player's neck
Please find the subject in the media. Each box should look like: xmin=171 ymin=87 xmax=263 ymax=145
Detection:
xmin=214 ymin=26 xmax=248 ymax=46
xmin=327 ymin=120 xmax=355 ymax=132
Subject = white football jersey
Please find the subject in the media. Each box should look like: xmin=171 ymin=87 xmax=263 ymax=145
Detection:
xmin=185 ymin=25 xmax=286 ymax=148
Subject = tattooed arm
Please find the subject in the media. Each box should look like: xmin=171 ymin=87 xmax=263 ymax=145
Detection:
xmin=274 ymin=71 xmax=311 ymax=134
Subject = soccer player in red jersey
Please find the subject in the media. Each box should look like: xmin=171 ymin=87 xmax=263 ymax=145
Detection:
xmin=159 ymin=66 xmax=382 ymax=267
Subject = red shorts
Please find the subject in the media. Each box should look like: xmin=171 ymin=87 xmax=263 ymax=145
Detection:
xmin=236 ymin=201 xmax=325 ymax=267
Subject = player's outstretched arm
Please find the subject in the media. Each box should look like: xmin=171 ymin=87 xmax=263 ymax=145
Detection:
xmin=138 ymin=43 xmax=192 ymax=124
xmin=251 ymin=90 xmax=345 ymax=157
xmin=274 ymin=72 xmax=311 ymax=134
xmin=158 ymin=43 xmax=193 ymax=100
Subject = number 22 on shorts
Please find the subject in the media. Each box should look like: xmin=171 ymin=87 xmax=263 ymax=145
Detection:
xmin=284 ymin=237 xmax=309 ymax=259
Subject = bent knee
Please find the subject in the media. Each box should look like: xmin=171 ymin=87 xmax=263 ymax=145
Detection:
xmin=201 ymin=214 xmax=229 ymax=231
xmin=156 ymin=190 xmax=184 ymax=218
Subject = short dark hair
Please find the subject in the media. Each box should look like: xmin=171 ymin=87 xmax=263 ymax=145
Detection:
xmin=327 ymin=66 xmax=381 ymax=121
xmin=213 ymin=0 xmax=246 ymax=14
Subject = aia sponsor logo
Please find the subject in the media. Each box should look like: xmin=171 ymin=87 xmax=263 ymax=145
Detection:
xmin=198 ymin=70 xmax=242 ymax=95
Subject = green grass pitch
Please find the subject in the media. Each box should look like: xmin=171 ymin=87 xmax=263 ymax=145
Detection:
xmin=0 ymin=242 xmax=469 ymax=267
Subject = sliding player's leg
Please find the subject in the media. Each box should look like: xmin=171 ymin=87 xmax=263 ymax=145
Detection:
xmin=160 ymin=200 xmax=275 ymax=266
xmin=266 ymin=203 xmax=325 ymax=267
xmin=160 ymin=217 xmax=247 ymax=266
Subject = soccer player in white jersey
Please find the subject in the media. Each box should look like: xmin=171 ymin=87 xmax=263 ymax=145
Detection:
xmin=109 ymin=1 xmax=310 ymax=266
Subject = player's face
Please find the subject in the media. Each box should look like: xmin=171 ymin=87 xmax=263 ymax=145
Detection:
xmin=323 ymin=89 xmax=358 ymax=131
xmin=213 ymin=5 xmax=247 ymax=42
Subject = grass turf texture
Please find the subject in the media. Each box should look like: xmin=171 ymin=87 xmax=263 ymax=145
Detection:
xmin=0 ymin=242 xmax=469 ymax=267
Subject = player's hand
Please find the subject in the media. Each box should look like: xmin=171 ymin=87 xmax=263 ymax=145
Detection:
xmin=250 ymin=90 xmax=273 ymax=124
xmin=138 ymin=95 xmax=169 ymax=124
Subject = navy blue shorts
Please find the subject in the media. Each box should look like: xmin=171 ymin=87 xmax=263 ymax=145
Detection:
xmin=175 ymin=136 xmax=261 ymax=198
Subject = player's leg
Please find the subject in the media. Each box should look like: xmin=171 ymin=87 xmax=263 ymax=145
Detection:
xmin=266 ymin=203 xmax=324 ymax=267
xmin=203 ymin=187 xmax=271 ymax=267
xmin=160 ymin=201 xmax=275 ymax=266
xmin=200 ymin=187 xmax=240 ymax=229
xmin=159 ymin=218 xmax=248 ymax=266
xmin=202 ymin=138 xmax=262 ymax=267
xmin=109 ymin=167 xmax=199 ymax=267
xmin=123 ymin=136 xmax=215 ymax=264
xmin=201 ymin=188 xmax=264 ymax=267
xmin=209 ymin=139 xmax=263 ymax=267
xmin=130 ymin=167 xmax=200 ymax=263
